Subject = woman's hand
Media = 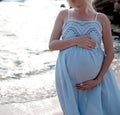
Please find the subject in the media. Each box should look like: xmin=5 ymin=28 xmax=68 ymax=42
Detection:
xmin=74 ymin=36 xmax=96 ymax=50
xmin=76 ymin=79 xmax=100 ymax=90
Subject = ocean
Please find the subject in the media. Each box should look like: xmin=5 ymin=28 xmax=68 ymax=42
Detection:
xmin=0 ymin=0 xmax=119 ymax=104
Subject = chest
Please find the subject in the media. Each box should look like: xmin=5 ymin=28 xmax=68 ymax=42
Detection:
xmin=62 ymin=20 xmax=102 ymax=42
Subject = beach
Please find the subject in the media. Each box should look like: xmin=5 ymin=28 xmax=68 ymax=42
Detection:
xmin=0 ymin=0 xmax=120 ymax=114
xmin=0 ymin=0 xmax=61 ymax=104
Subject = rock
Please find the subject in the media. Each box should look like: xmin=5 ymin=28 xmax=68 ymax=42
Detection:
xmin=60 ymin=4 xmax=65 ymax=8
xmin=94 ymin=0 xmax=120 ymax=25
xmin=112 ymin=29 xmax=120 ymax=37
xmin=94 ymin=0 xmax=114 ymax=15
xmin=111 ymin=24 xmax=120 ymax=37
xmin=112 ymin=0 xmax=120 ymax=25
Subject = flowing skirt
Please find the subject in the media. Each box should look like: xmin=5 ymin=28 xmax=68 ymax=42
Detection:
xmin=55 ymin=47 xmax=120 ymax=115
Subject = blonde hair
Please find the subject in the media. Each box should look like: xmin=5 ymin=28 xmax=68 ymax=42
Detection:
xmin=85 ymin=0 xmax=96 ymax=12
xmin=67 ymin=0 xmax=96 ymax=12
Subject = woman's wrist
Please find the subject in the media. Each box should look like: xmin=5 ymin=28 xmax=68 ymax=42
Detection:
xmin=95 ymin=76 xmax=103 ymax=84
xmin=68 ymin=38 xmax=77 ymax=46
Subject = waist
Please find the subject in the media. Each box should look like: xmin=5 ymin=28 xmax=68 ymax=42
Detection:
xmin=60 ymin=45 xmax=102 ymax=53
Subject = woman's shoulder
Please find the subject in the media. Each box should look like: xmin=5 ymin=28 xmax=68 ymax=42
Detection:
xmin=59 ymin=9 xmax=68 ymax=14
xmin=57 ymin=9 xmax=69 ymax=21
xmin=97 ymin=12 xmax=110 ymax=24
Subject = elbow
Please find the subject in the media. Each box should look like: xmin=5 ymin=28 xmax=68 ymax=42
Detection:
xmin=49 ymin=45 xmax=53 ymax=51
xmin=49 ymin=42 xmax=55 ymax=51
xmin=110 ymin=49 xmax=114 ymax=60
xmin=49 ymin=40 xmax=60 ymax=51
xmin=106 ymin=49 xmax=114 ymax=60
xmin=111 ymin=51 xmax=114 ymax=60
xmin=110 ymin=53 xmax=114 ymax=61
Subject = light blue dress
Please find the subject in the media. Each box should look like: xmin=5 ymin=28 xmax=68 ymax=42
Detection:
xmin=55 ymin=12 xmax=120 ymax=115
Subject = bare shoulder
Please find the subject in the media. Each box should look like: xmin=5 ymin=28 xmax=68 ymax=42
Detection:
xmin=57 ymin=9 xmax=68 ymax=22
xmin=97 ymin=12 xmax=110 ymax=26
xmin=59 ymin=9 xmax=68 ymax=15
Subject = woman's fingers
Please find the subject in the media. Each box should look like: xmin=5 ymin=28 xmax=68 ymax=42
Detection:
xmin=76 ymin=83 xmax=88 ymax=90
xmin=89 ymin=39 xmax=96 ymax=46
xmin=86 ymin=39 xmax=96 ymax=49
xmin=76 ymin=80 xmax=98 ymax=90
xmin=76 ymin=36 xmax=96 ymax=50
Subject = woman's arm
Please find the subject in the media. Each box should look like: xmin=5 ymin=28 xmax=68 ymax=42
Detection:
xmin=76 ymin=13 xmax=114 ymax=90
xmin=49 ymin=9 xmax=76 ymax=51
xmin=96 ymin=13 xmax=114 ymax=83
xmin=49 ymin=9 xmax=96 ymax=51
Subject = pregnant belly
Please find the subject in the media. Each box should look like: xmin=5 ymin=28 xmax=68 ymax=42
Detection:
xmin=65 ymin=48 xmax=104 ymax=83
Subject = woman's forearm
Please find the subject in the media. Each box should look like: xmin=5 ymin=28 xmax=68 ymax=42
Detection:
xmin=49 ymin=35 xmax=96 ymax=51
xmin=49 ymin=38 xmax=76 ymax=51
xmin=96 ymin=49 xmax=114 ymax=83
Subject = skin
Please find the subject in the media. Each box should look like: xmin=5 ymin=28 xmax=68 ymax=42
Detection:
xmin=49 ymin=0 xmax=114 ymax=91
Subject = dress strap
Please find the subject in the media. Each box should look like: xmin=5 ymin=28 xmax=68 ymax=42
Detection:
xmin=95 ymin=13 xmax=98 ymax=21
xmin=68 ymin=9 xmax=71 ymax=20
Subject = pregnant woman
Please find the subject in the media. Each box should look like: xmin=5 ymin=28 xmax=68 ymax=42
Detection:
xmin=49 ymin=0 xmax=120 ymax=115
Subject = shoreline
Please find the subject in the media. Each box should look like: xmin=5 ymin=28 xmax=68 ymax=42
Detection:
xmin=0 ymin=51 xmax=119 ymax=105
xmin=0 ymin=0 xmax=119 ymax=105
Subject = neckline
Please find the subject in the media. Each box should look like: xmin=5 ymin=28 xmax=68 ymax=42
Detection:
xmin=67 ymin=19 xmax=98 ymax=22
xmin=63 ymin=19 xmax=102 ymax=29
xmin=67 ymin=9 xmax=98 ymax=22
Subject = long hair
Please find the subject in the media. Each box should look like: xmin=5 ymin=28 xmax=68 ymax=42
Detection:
xmin=85 ymin=0 xmax=96 ymax=12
